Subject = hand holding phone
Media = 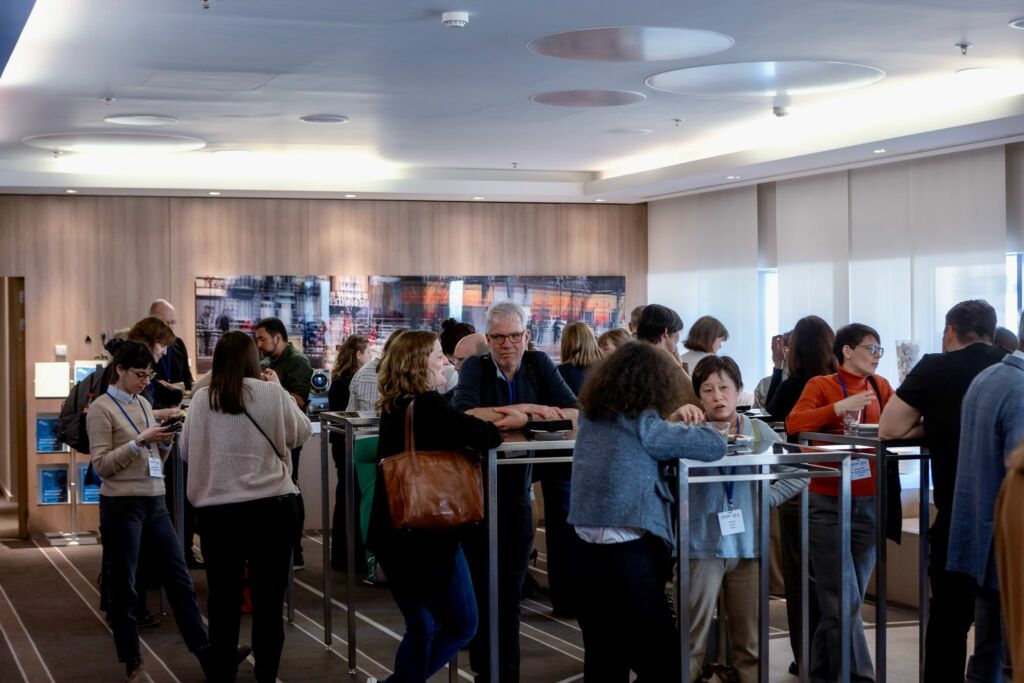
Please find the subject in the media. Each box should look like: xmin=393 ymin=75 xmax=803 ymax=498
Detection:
xmin=160 ymin=415 xmax=185 ymax=433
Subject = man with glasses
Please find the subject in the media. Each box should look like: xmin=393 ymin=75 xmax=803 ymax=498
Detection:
xmin=453 ymin=301 xmax=578 ymax=682
xmin=880 ymin=300 xmax=1006 ymax=681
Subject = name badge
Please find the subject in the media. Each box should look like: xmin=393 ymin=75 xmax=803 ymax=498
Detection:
xmin=148 ymin=455 xmax=163 ymax=478
xmin=718 ymin=509 xmax=745 ymax=536
xmin=851 ymin=458 xmax=872 ymax=481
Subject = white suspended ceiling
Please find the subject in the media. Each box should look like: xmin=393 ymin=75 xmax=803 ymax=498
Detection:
xmin=0 ymin=0 xmax=1022 ymax=203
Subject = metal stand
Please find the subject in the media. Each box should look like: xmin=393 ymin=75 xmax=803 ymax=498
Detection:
xmin=800 ymin=432 xmax=930 ymax=683
xmin=320 ymin=417 xmax=333 ymax=652
xmin=45 ymin=449 xmax=98 ymax=546
xmin=677 ymin=445 xmax=858 ymax=683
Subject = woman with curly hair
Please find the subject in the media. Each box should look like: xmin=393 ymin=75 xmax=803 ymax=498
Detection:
xmin=569 ymin=342 xmax=726 ymax=682
xmin=368 ymin=330 xmax=502 ymax=683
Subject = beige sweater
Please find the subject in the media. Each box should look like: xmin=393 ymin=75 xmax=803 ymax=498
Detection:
xmin=181 ymin=378 xmax=311 ymax=507
xmin=87 ymin=392 xmax=167 ymax=497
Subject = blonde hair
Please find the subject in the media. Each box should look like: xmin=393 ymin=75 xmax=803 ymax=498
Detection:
xmin=560 ymin=322 xmax=602 ymax=368
xmin=377 ymin=330 xmax=438 ymax=413
xmin=597 ymin=328 xmax=631 ymax=352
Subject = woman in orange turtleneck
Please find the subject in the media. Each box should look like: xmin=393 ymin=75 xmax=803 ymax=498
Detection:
xmin=785 ymin=323 xmax=893 ymax=682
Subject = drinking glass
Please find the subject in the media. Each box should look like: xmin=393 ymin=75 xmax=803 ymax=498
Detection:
xmin=842 ymin=409 xmax=862 ymax=435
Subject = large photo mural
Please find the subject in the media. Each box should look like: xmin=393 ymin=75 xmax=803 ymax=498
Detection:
xmin=195 ymin=275 xmax=626 ymax=373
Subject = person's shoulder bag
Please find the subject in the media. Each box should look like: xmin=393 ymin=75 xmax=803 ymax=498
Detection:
xmin=379 ymin=399 xmax=485 ymax=531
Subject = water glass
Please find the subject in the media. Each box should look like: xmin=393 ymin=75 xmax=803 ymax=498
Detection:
xmin=842 ymin=409 xmax=862 ymax=435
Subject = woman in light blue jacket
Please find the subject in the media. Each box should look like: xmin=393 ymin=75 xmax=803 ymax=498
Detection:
xmin=687 ymin=355 xmax=806 ymax=683
xmin=569 ymin=341 xmax=727 ymax=683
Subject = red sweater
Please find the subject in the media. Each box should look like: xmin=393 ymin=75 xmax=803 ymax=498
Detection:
xmin=785 ymin=367 xmax=894 ymax=497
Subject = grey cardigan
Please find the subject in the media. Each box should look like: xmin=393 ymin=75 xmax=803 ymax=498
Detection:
xmin=568 ymin=408 xmax=727 ymax=548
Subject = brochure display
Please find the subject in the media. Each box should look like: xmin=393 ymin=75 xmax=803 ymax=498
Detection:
xmin=37 ymin=464 xmax=68 ymax=504
xmin=36 ymin=413 xmax=67 ymax=453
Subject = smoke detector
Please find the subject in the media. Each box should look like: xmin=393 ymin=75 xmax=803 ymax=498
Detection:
xmin=442 ymin=11 xmax=469 ymax=28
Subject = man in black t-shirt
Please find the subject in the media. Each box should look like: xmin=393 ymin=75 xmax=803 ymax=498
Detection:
xmin=880 ymin=299 xmax=1006 ymax=682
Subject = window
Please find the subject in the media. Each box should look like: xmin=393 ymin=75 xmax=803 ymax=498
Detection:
xmin=758 ymin=269 xmax=779 ymax=376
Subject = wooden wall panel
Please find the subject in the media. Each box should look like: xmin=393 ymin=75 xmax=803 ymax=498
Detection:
xmin=0 ymin=194 xmax=646 ymax=533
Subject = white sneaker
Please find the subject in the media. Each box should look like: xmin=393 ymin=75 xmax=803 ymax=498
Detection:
xmin=366 ymin=678 xmax=379 ymax=683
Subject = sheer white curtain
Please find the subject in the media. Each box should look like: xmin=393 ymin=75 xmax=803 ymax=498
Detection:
xmin=849 ymin=147 xmax=1006 ymax=379
xmin=775 ymin=172 xmax=850 ymax=332
xmin=648 ymin=186 xmax=761 ymax=383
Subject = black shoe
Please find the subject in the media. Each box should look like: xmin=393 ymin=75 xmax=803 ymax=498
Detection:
xmin=136 ymin=610 xmax=161 ymax=628
xmin=788 ymin=661 xmax=800 ymax=676
xmin=237 ymin=644 xmax=252 ymax=663
xmin=195 ymin=645 xmax=218 ymax=681
xmin=293 ymin=558 xmax=306 ymax=570
xmin=125 ymin=658 xmax=145 ymax=683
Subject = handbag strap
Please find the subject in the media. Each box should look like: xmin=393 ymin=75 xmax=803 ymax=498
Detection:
xmin=242 ymin=407 xmax=285 ymax=460
xmin=403 ymin=399 xmax=421 ymax=475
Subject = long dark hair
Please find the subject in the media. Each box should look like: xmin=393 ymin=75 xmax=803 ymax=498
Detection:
xmin=579 ymin=342 xmax=689 ymax=421
xmin=786 ymin=316 xmax=836 ymax=379
xmin=209 ymin=331 xmax=262 ymax=414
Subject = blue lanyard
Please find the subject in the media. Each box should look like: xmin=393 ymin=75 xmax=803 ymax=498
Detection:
xmin=160 ymin=352 xmax=172 ymax=381
xmin=723 ymin=416 xmax=742 ymax=504
xmin=836 ymin=373 xmax=849 ymax=398
xmin=498 ymin=368 xmax=516 ymax=405
xmin=106 ymin=392 xmax=151 ymax=451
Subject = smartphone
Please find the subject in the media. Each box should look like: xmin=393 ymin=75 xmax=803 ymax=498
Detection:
xmin=160 ymin=415 xmax=185 ymax=432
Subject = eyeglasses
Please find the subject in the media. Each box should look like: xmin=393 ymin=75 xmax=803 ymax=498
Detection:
xmin=130 ymin=369 xmax=157 ymax=381
xmin=487 ymin=331 xmax=525 ymax=345
xmin=857 ymin=344 xmax=885 ymax=357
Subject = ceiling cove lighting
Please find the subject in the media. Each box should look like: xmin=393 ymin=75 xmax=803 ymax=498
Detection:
xmin=299 ymin=114 xmax=349 ymax=124
xmin=646 ymin=60 xmax=886 ymax=97
xmin=344 ymin=194 xmax=357 ymax=198
xmin=725 ymin=175 xmax=740 ymax=180
xmin=23 ymin=132 xmax=206 ymax=154
xmin=64 ymin=189 xmax=77 ymax=193
xmin=594 ymin=198 xmax=607 ymax=202
xmin=1010 ymin=18 xmax=1024 ymax=29
xmin=104 ymin=114 xmax=178 ymax=127
xmin=208 ymin=191 xmax=221 ymax=196
xmin=873 ymin=148 xmax=887 ymax=154
xmin=472 ymin=196 xmax=485 ymax=200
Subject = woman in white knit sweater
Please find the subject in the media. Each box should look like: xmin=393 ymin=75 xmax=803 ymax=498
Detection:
xmin=181 ymin=331 xmax=311 ymax=683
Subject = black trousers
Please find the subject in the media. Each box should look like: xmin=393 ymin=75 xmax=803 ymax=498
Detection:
xmin=778 ymin=495 xmax=821 ymax=669
xmin=198 ymin=495 xmax=299 ymax=683
xmin=462 ymin=466 xmax=534 ymax=683
xmin=575 ymin=534 xmax=680 ymax=683
xmin=923 ymin=515 xmax=977 ymax=682
xmin=290 ymin=447 xmax=305 ymax=562
xmin=532 ymin=462 xmax=575 ymax=615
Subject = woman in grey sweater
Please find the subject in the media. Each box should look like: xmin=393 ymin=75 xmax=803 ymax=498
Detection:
xmin=568 ymin=341 xmax=727 ymax=683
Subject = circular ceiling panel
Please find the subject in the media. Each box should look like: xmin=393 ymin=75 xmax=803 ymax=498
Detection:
xmin=530 ymin=90 xmax=646 ymax=107
xmin=103 ymin=114 xmax=178 ymax=126
xmin=23 ymin=132 xmax=207 ymax=153
xmin=646 ymin=61 xmax=885 ymax=97
xmin=527 ymin=26 xmax=734 ymax=62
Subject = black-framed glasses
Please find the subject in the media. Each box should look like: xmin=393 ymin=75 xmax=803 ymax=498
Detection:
xmin=487 ymin=331 xmax=525 ymax=344
xmin=857 ymin=344 xmax=884 ymax=357
xmin=130 ymin=369 xmax=157 ymax=381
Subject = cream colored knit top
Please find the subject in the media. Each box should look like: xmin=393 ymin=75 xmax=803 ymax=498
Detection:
xmin=180 ymin=378 xmax=311 ymax=507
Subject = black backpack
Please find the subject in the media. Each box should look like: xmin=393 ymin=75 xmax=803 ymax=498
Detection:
xmin=58 ymin=368 xmax=108 ymax=454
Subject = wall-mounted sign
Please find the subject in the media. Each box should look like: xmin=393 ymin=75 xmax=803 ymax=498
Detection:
xmin=36 ymin=414 xmax=66 ymax=453
xmin=74 ymin=360 xmax=107 ymax=384
xmin=38 ymin=465 xmax=69 ymax=505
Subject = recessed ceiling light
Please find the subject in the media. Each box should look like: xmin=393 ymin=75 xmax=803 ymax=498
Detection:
xmin=344 ymin=194 xmax=357 ymax=198
xmin=725 ymin=175 xmax=740 ymax=180
xmin=472 ymin=196 xmax=485 ymax=201
xmin=594 ymin=198 xmax=607 ymax=202
xmin=527 ymin=26 xmax=734 ymax=62
xmin=65 ymin=189 xmax=78 ymax=194
xmin=873 ymin=148 xmax=887 ymax=154
xmin=23 ymin=132 xmax=206 ymax=154
xmin=530 ymin=90 xmax=646 ymax=107
xmin=104 ymin=114 xmax=178 ymax=127
xmin=1010 ymin=17 xmax=1024 ymax=30
xmin=299 ymin=114 xmax=349 ymax=124
xmin=208 ymin=191 xmax=221 ymax=196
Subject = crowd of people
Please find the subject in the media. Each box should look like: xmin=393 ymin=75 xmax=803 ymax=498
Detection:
xmin=81 ymin=295 xmax=1022 ymax=683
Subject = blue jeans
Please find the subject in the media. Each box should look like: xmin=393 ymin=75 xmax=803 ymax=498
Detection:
xmin=808 ymin=493 xmax=877 ymax=683
xmin=966 ymin=586 xmax=1013 ymax=682
xmin=383 ymin=546 xmax=478 ymax=683
xmin=99 ymin=495 xmax=208 ymax=663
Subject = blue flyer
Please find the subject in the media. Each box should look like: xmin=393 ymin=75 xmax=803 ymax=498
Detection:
xmin=36 ymin=415 xmax=64 ymax=452
xmin=39 ymin=466 xmax=68 ymax=504
xmin=78 ymin=463 xmax=101 ymax=504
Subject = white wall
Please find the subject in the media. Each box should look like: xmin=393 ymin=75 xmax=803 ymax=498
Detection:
xmin=648 ymin=186 xmax=761 ymax=385
xmin=649 ymin=144 xmax=1014 ymax=385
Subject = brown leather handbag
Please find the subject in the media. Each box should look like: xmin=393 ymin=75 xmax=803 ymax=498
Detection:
xmin=379 ymin=400 xmax=485 ymax=531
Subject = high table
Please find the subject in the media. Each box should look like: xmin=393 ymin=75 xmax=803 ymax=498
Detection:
xmin=677 ymin=442 xmax=857 ymax=683
xmin=484 ymin=433 xmax=576 ymax=683
xmin=798 ymin=431 xmax=930 ymax=683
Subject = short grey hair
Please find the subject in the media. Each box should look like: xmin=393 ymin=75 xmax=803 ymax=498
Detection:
xmin=486 ymin=301 xmax=527 ymax=332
